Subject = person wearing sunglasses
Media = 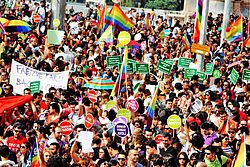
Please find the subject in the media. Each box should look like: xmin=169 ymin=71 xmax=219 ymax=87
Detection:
xmin=7 ymin=123 xmax=27 ymax=154
xmin=177 ymin=152 xmax=189 ymax=167
xmin=204 ymin=145 xmax=232 ymax=167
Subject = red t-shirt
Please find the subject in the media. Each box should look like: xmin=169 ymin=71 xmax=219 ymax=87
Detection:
xmin=7 ymin=136 xmax=27 ymax=153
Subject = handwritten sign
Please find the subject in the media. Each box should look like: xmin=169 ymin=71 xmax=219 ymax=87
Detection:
xmin=10 ymin=60 xmax=69 ymax=95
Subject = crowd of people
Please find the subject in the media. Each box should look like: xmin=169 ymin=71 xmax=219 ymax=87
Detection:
xmin=0 ymin=0 xmax=250 ymax=167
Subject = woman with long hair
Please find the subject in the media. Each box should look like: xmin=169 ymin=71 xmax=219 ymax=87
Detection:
xmin=17 ymin=142 xmax=31 ymax=167
xmin=95 ymin=146 xmax=111 ymax=164
xmin=40 ymin=148 xmax=53 ymax=167
xmin=177 ymin=152 xmax=189 ymax=167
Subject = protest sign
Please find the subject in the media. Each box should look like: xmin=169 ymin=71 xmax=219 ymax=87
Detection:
xmin=229 ymin=68 xmax=239 ymax=85
xmin=106 ymin=100 xmax=117 ymax=111
xmin=197 ymin=71 xmax=206 ymax=81
xmin=84 ymin=113 xmax=94 ymax=129
xmin=118 ymin=31 xmax=131 ymax=45
xmin=136 ymin=64 xmax=149 ymax=74
xmin=127 ymin=63 xmax=134 ymax=73
xmin=205 ymin=63 xmax=214 ymax=75
xmin=112 ymin=116 xmax=127 ymax=126
xmin=126 ymin=99 xmax=139 ymax=112
xmin=128 ymin=59 xmax=137 ymax=72
xmin=243 ymin=69 xmax=250 ymax=81
xmin=30 ymin=81 xmax=40 ymax=94
xmin=154 ymin=135 xmax=163 ymax=144
xmin=213 ymin=70 xmax=221 ymax=78
xmin=165 ymin=59 xmax=174 ymax=65
xmin=178 ymin=57 xmax=193 ymax=68
xmin=10 ymin=60 xmax=69 ymax=95
xmin=88 ymin=90 xmax=97 ymax=103
xmin=191 ymin=43 xmax=210 ymax=55
xmin=114 ymin=122 xmax=129 ymax=138
xmin=53 ymin=18 xmax=60 ymax=27
xmin=157 ymin=60 xmax=172 ymax=74
xmin=47 ymin=29 xmax=65 ymax=45
xmin=190 ymin=99 xmax=203 ymax=114
xmin=184 ymin=68 xmax=197 ymax=79
xmin=117 ymin=109 xmax=131 ymax=122
xmin=167 ymin=114 xmax=181 ymax=129
xmin=77 ymin=131 xmax=93 ymax=153
xmin=59 ymin=121 xmax=73 ymax=136
xmin=106 ymin=56 xmax=121 ymax=67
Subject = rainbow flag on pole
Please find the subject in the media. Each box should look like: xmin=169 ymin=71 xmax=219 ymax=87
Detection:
xmin=105 ymin=4 xmax=134 ymax=32
xmin=193 ymin=0 xmax=202 ymax=43
xmin=27 ymin=138 xmax=40 ymax=167
xmin=98 ymin=25 xmax=114 ymax=43
xmin=226 ymin=15 xmax=243 ymax=43
xmin=0 ymin=22 xmax=6 ymax=35
xmin=145 ymin=13 xmax=151 ymax=29
xmin=97 ymin=5 xmax=107 ymax=33
xmin=234 ymin=134 xmax=246 ymax=167
xmin=243 ymin=35 xmax=250 ymax=48
xmin=146 ymin=85 xmax=159 ymax=128
xmin=182 ymin=32 xmax=192 ymax=50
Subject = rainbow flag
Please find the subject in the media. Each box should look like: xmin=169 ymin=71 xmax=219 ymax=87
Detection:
xmin=0 ymin=22 xmax=6 ymax=35
xmin=97 ymin=5 xmax=107 ymax=33
xmin=110 ymin=47 xmax=128 ymax=97
xmin=226 ymin=15 xmax=243 ymax=43
xmin=145 ymin=13 xmax=150 ymax=29
xmin=182 ymin=32 xmax=192 ymax=50
xmin=234 ymin=134 xmax=246 ymax=167
xmin=193 ymin=0 xmax=202 ymax=43
xmin=243 ymin=35 xmax=250 ymax=48
xmin=98 ymin=25 xmax=113 ymax=43
xmin=105 ymin=4 xmax=134 ymax=32
xmin=27 ymin=138 xmax=40 ymax=167
xmin=146 ymin=85 xmax=159 ymax=128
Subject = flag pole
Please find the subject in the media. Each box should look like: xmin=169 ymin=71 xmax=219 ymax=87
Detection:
xmin=220 ymin=0 xmax=231 ymax=45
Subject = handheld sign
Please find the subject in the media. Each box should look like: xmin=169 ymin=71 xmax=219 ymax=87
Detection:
xmin=114 ymin=122 xmax=129 ymax=138
xmin=190 ymin=99 xmax=203 ymax=114
xmin=134 ymin=33 xmax=141 ymax=41
xmin=243 ymin=69 xmax=250 ymax=81
xmin=157 ymin=60 xmax=172 ymax=74
xmin=136 ymin=64 xmax=149 ymax=74
xmin=154 ymin=134 xmax=163 ymax=144
xmin=191 ymin=43 xmax=210 ymax=55
xmin=59 ymin=121 xmax=73 ymax=136
xmin=33 ymin=14 xmax=40 ymax=23
xmin=106 ymin=56 xmax=121 ymax=67
xmin=213 ymin=70 xmax=221 ymax=78
xmin=112 ymin=116 xmax=128 ymax=126
xmin=167 ymin=114 xmax=181 ymax=129
xmin=117 ymin=109 xmax=131 ymax=122
xmin=205 ymin=63 xmax=214 ymax=75
xmin=118 ymin=31 xmax=131 ymax=45
xmin=126 ymin=99 xmax=139 ymax=112
xmin=53 ymin=19 xmax=60 ymax=27
xmin=88 ymin=90 xmax=97 ymax=103
xmin=84 ymin=113 xmax=94 ymax=129
xmin=184 ymin=68 xmax=197 ymax=79
xmin=30 ymin=81 xmax=40 ymax=94
xmin=178 ymin=57 xmax=193 ymax=69
xmin=106 ymin=100 xmax=117 ymax=111
xmin=197 ymin=71 xmax=206 ymax=81
xmin=229 ymin=68 xmax=239 ymax=85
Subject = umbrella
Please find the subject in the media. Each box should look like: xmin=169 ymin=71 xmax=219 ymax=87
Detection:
xmin=84 ymin=78 xmax=115 ymax=90
xmin=5 ymin=20 xmax=32 ymax=32
xmin=0 ymin=18 xmax=9 ymax=26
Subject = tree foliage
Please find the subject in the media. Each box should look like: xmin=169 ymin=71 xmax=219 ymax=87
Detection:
xmin=144 ymin=0 xmax=180 ymax=10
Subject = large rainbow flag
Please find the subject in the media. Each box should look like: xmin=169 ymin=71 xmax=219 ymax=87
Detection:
xmin=193 ymin=0 xmax=202 ymax=43
xmin=105 ymin=4 xmax=134 ymax=32
xmin=97 ymin=5 xmax=107 ymax=33
xmin=234 ymin=134 xmax=246 ymax=167
xmin=226 ymin=15 xmax=243 ymax=43
xmin=243 ymin=35 xmax=250 ymax=48
xmin=27 ymin=138 xmax=40 ymax=167
xmin=146 ymin=85 xmax=159 ymax=128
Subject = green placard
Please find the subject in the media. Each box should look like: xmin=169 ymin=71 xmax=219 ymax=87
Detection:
xmin=106 ymin=100 xmax=117 ymax=111
xmin=127 ymin=63 xmax=134 ymax=73
xmin=128 ymin=59 xmax=137 ymax=71
xmin=165 ymin=59 xmax=174 ymax=65
xmin=184 ymin=68 xmax=197 ymax=79
xmin=243 ymin=69 xmax=250 ymax=81
xmin=197 ymin=71 xmax=206 ymax=81
xmin=213 ymin=70 xmax=221 ymax=78
xmin=136 ymin=64 xmax=149 ymax=74
xmin=229 ymin=68 xmax=239 ymax=85
xmin=107 ymin=56 xmax=121 ymax=67
xmin=157 ymin=60 xmax=172 ymax=74
xmin=30 ymin=81 xmax=40 ymax=94
xmin=205 ymin=63 xmax=214 ymax=75
xmin=178 ymin=57 xmax=193 ymax=68
xmin=117 ymin=109 xmax=131 ymax=122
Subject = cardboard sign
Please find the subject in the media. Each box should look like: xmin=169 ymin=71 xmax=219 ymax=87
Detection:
xmin=178 ymin=57 xmax=193 ymax=69
xmin=84 ymin=113 xmax=94 ymax=129
xmin=136 ymin=64 xmax=149 ymax=74
xmin=184 ymin=68 xmax=197 ymax=79
xmin=126 ymin=99 xmax=139 ymax=112
xmin=47 ymin=29 xmax=65 ymax=45
xmin=59 ymin=121 xmax=73 ymax=136
xmin=229 ymin=68 xmax=239 ymax=85
xmin=191 ymin=43 xmax=210 ymax=55
xmin=197 ymin=71 xmax=206 ymax=81
xmin=167 ymin=114 xmax=181 ymax=129
xmin=243 ymin=69 xmax=250 ymax=81
xmin=117 ymin=109 xmax=131 ymax=122
xmin=30 ymin=81 xmax=40 ymax=94
xmin=10 ymin=60 xmax=69 ymax=95
xmin=88 ymin=90 xmax=97 ymax=103
xmin=106 ymin=56 xmax=121 ymax=67
xmin=205 ymin=63 xmax=214 ymax=75
xmin=114 ymin=122 xmax=129 ymax=138
xmin=157 ymin=60 xmax=172 ymax=74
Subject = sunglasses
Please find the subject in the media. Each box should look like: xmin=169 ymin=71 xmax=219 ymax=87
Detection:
xmin=118 ymin=158 xmax=125 ymax=161
xmin=205 ymin=152 xmax=211 ymax=155
xmin=15 ymin=130 xmax=22 ymax=133
xmin=228 ymin=131 xmax=235 ymax=134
